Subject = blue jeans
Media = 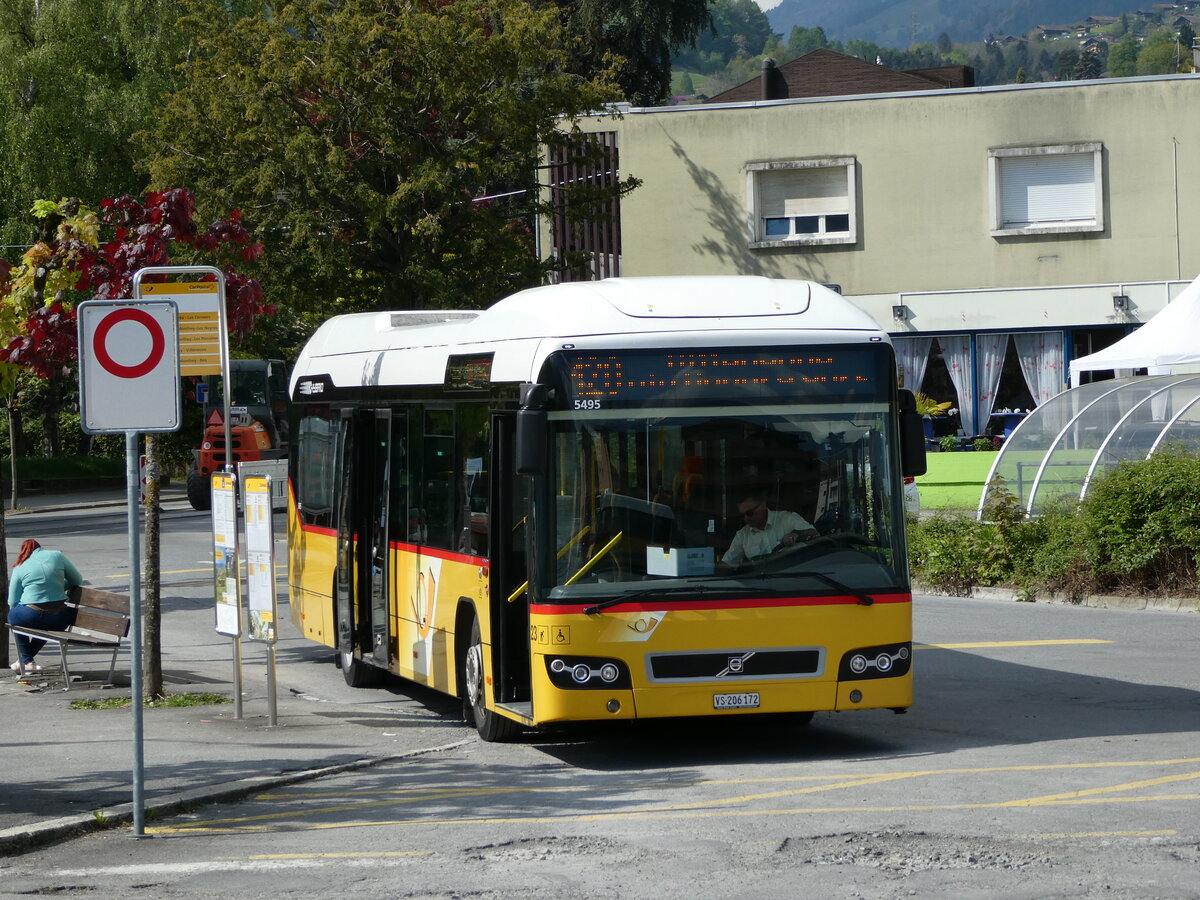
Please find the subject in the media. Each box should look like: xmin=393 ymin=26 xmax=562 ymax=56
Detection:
xmin=8 ymin=603 xmax=74 ymax=665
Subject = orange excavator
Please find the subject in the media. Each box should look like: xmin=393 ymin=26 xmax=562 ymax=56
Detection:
xmin=185 ymin=359 xmax=290 ymax=510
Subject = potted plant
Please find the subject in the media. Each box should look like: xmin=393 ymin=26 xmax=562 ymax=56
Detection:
xmin=914 ymin=392 xmax=953 ymax=443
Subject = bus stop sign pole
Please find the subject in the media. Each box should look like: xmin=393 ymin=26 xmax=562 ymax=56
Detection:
xmin=77 ymin=299 xmax=181 ymax=838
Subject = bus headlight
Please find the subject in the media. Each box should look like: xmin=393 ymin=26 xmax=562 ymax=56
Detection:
xmin=544 ymin=655 xmax=631 ymax=690
xmin=838 ymin=643 xmax=912 ymax=681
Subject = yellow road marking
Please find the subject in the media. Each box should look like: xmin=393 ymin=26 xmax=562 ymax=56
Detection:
xmin=1002 ymin=770 xmax=1200 ymax=806
xmin=1023 ymin=830 xmax=1176 ymax=839
xmin=915 ymin=639 xmax=1113 ymax=649
xmin=152 ymin=757 xmax=1200 ymax=835
xmin=155 ymin=795 xmax=1200 ymax=835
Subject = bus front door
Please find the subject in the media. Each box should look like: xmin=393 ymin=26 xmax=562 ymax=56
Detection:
xmin=490 ymin=411 xmax=531 ymax=708
xmin=333 ymin=409 xmax=392 ymax=684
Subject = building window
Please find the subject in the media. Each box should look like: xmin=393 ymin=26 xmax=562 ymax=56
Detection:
xmin=747 ymin=157 xmax=856 ymax=248
xmin=989 ymin=144 xmax=1103 ymax=237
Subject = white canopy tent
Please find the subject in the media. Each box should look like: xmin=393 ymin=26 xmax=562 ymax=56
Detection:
xmin=1069 ymin=273 xmax=1200 ymax=387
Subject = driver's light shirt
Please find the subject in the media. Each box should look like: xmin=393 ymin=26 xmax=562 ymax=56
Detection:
xmin=722 ymin=509 xmax=813 ymax=567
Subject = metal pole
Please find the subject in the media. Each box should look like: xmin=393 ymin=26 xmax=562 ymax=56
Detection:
xmin=232 ymin=473 xmax=243 ymax=721
xmin=126 ymin=431 xmax=145 ymax=837
xmin=233 ymin=635 xmax=243 ymax=720
xmin=266 ymin=644 xmax=277 ymax=727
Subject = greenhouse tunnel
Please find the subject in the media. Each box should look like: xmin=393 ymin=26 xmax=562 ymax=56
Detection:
xmin=978 ymin=374 xmax=1200 ymax=518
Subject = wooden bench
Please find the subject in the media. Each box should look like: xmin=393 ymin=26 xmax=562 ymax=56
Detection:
xmin=8 ymin=588 xmax=130 ymax=688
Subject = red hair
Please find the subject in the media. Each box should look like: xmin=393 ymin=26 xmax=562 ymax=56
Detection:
xmin=15 ymin=539 xmax=40 ymax=568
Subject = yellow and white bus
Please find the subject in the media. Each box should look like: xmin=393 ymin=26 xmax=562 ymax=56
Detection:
xmin=287 ymin=277 xmax=926 ymax=740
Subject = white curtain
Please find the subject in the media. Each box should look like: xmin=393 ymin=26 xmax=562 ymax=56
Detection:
xmin=976 ymin=333 xmax=1009 ymax=431
xmin=1013 ymin=331 xmax=1065 ymax=407
xmin=892 ymin=336 xmax=933 ymax=393
xmin=938 ymin=334 xmax=974 ymax=434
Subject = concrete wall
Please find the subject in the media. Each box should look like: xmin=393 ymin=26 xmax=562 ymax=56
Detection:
xmin=564 ymin=75 xmax=1200 ymax=334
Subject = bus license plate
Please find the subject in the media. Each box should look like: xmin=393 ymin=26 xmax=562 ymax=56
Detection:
xmin=713 ymin=692 xmax=760 ymax=710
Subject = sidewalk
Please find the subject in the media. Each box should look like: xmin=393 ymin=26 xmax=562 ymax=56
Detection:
xmin=0 ymin=485 xmax=471 ymax=856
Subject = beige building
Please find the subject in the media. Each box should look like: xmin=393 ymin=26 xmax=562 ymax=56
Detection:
xmin=545 ymin=73 xmax=1200 ymax=437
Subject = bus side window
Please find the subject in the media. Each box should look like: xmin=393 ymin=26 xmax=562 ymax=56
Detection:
xmin=418 ymin=408 xmax=455 ymax=550
xmin=295 ymin=406 xmax=336 ymax=529
xmin=458 ymin=405 xmax=490 ymax=556
xmin=385 ymin=409 xmax=410 ymax=542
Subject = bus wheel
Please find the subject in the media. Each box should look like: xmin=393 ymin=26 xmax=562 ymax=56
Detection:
xmin=462 ymin=616 xmax=521 ymax=742
xmin=339 ymin=649 xmax=384 ymax=688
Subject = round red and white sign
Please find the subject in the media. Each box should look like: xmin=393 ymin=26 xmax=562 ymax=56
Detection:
xmin=91 ymin=308 xmax=166 ymax=379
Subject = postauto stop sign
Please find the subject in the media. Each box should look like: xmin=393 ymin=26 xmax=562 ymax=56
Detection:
xmin=78 ymin=299 xmax=181 ymax=434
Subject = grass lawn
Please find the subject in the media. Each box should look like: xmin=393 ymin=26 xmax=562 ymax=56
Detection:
xmin=915 ymin=450 xmax=999 ymax=511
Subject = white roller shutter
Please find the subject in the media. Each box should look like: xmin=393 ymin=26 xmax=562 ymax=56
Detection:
xmin=759 ymin=167 xmax=848 ymax=218
xmin=998 ymin=152 xmax=1095 ymax=227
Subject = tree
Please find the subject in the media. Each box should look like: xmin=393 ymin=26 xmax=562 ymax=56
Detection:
xmin=1137 ymin=29 xmax=1185 ymax=75
xmin=555 ymin=0 xmax=712 ymax=104
xmin=1178 ymin=22 xmax=1195 ymax=55
xmin=0 ymin=191 xmax=271 ymax=698
xmin=1108 ymin=32 xmax=1140 ymax=77
xmin=148 ymin=0 xmax=636 ymax=314
xmin=1056 ymin=47 xmax=1080 ymax=80
xmin=673 ymin=0 xmax=770 ymax=72
xmin=936 ymin=32 xmax=953 ymax=55
xmin=1073 ymin=48 xmax=1103 ymax=80
xmin=0 ymin=0 xmax=187 ymax=249
xmin=787 ymin=25 xmax=829 ymax=58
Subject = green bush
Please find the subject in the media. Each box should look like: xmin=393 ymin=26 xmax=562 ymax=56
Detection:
xmin=908 ymin=449 xmax=1200 ymax=598
xmin=973 ymin=437 xmax=995 ymax=452
xmin=1074 ymin=447 xmax=1200 ymax=594
xmin=939 ymin=434 xmax=958 ymax=453
xmin=2 ymin=455 xmax=125 ymax=480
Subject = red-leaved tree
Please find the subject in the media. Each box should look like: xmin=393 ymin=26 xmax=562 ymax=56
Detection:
xmin=0 ymin=190 xmax=272 ymax=688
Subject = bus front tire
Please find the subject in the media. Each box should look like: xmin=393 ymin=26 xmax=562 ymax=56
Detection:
xmin=462 ymin=617 xmax=521 ymax=742
xmin=339 ymin=649 xmax=384 ymax=688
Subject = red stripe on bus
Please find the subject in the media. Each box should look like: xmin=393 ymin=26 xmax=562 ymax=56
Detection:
xmin=530 ymin=594 xmax=911 ymax=614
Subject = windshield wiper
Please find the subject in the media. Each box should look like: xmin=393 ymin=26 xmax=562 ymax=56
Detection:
xmin=583 ymin=584 xmax=779 ymax=616
xmin=789 ymin=570 xmax=875 ymax=606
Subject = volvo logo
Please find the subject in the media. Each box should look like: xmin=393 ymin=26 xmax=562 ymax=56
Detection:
xmin=717 ymin=651 xmax=755 ymax=677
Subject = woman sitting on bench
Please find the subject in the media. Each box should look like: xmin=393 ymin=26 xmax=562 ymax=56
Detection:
xmin=7 ymin=539 xmax=84 ymax=676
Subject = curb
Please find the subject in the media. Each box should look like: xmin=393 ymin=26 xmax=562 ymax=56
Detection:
xmin=0 ymin=738 xmax=472 ymax=857
xmin=915 ymin=583 xmax=1200 ymax=612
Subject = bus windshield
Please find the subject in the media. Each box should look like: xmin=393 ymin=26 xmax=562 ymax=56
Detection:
xmin=538 ymin=346 xmax=908 ymax=603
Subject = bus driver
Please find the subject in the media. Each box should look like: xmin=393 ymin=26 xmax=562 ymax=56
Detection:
xmin=721 ymin=490 xmax=817 ymax=568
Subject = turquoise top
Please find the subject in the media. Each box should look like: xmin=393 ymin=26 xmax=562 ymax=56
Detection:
xmin=8 ymin=548 xmax=84 ymax=607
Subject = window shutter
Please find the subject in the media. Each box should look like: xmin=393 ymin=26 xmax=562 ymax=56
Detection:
xmin=759 ymin=167 xmax=848 ymax=218
xmin=999 ymin=153 xmax=1095 ymax=227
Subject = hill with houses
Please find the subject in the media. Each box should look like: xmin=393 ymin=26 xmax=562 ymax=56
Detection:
xmin=765 ymin=0 xmax=1199 ymax=48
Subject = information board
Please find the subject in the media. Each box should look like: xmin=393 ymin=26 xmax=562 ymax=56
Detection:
xmin=211 ymin=472 xmax=241 ymax=637
xmin=243 ymin=475 xmax=277 ymax=642
xmin=138 ymin=281 xmax=223 ymax=376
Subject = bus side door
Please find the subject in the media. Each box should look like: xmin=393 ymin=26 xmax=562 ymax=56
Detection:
xmin=333 ymin=408 xmax=392 ymax=671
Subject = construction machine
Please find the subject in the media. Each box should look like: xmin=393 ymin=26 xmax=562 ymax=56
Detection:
xmin=185 ymin=359 xmax=289 ymax=511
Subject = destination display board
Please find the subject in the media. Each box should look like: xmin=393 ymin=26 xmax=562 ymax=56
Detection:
xmin=548 ymin=345 xmax=890 ymax=409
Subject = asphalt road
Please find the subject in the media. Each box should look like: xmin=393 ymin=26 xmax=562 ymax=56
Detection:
xmin=2 ymin=508 xmax=1199 ymax=897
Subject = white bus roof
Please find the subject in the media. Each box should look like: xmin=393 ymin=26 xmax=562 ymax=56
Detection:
xmin=291 ymin=277 xmax=888 ymax=391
